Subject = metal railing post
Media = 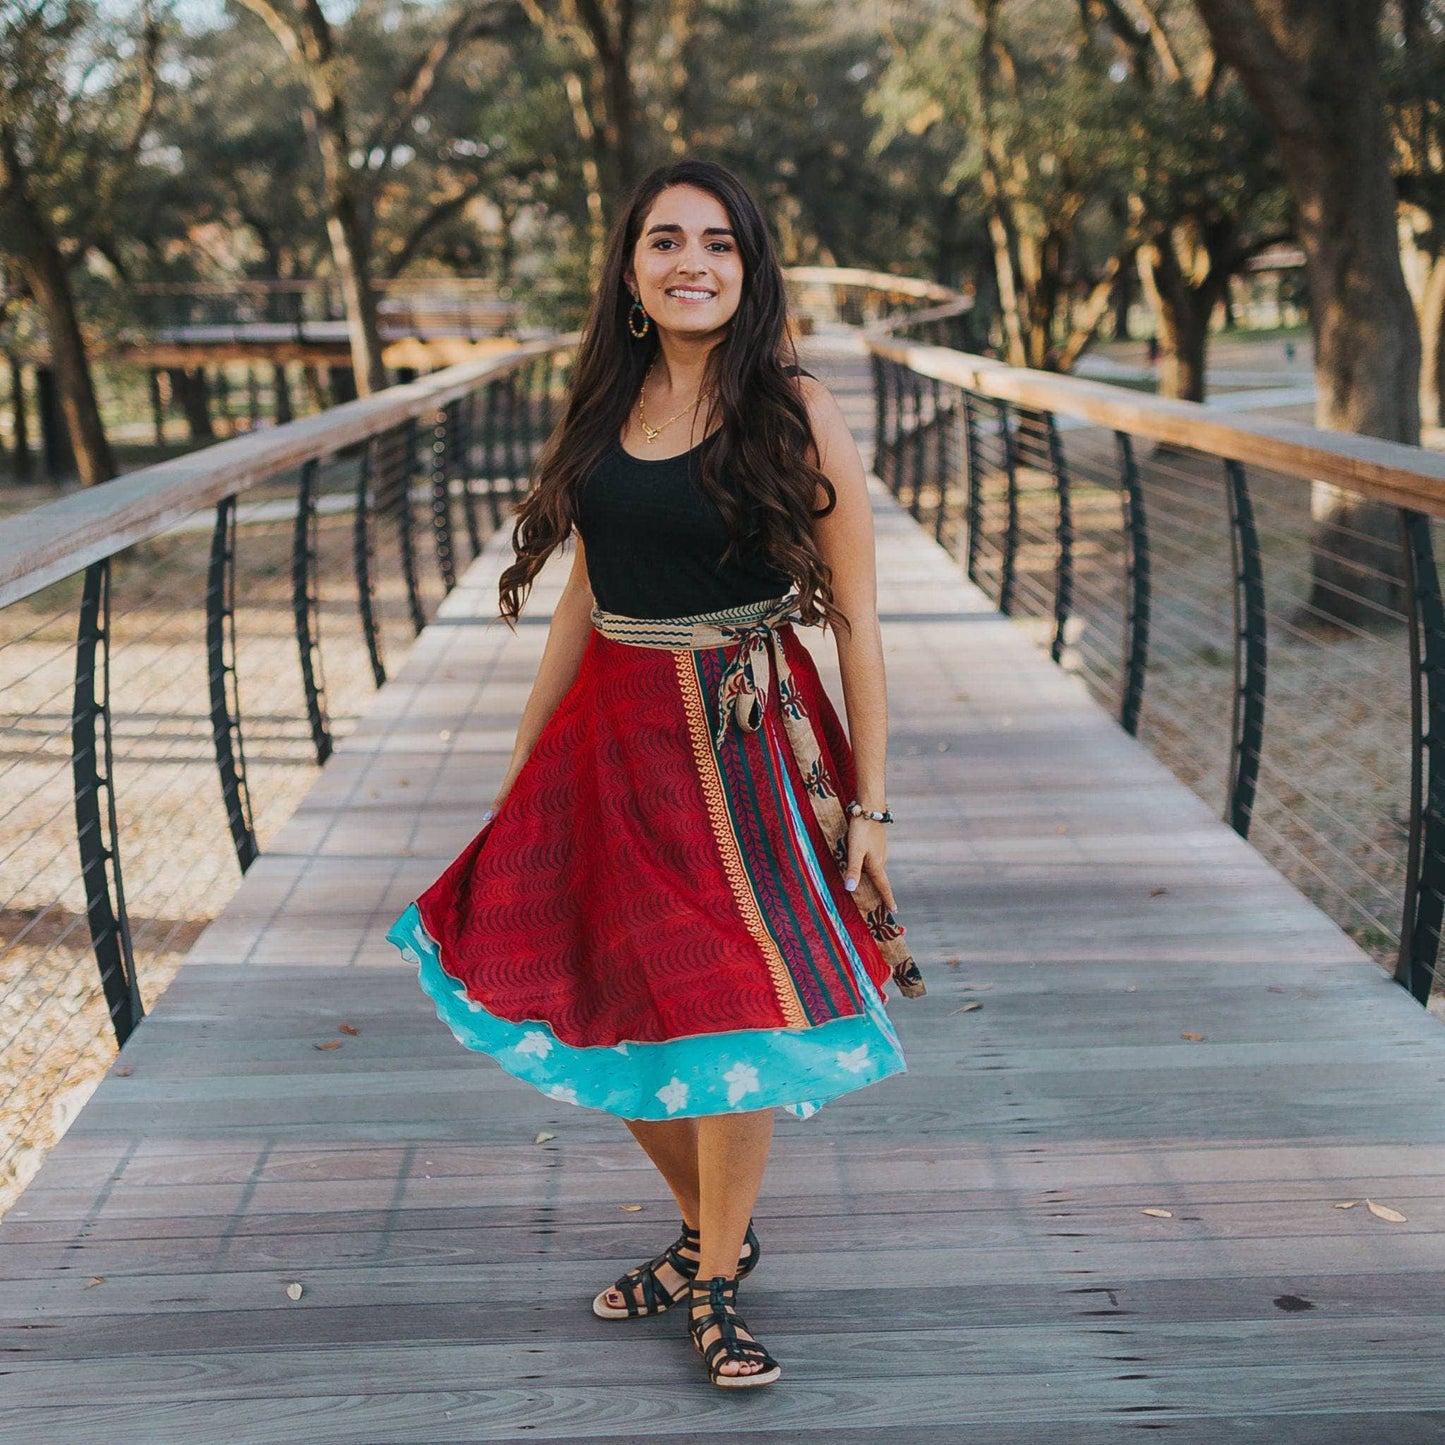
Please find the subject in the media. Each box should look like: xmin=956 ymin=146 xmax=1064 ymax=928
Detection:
xmin=396 ymin=420 xmax=426 ymax=635
xmin=455 ymin=397 xmax=482 ymax=558
xmin=998 ymin=402 xmax=1020 ymax=616
xmin=353 ymin=439 xmax=387 ymax=687
xmin=1117 ymin=431 xmax=1151 ymax=736
xmin=292 ymin=458 xmax=332 ymax=764
xmin=935 ymin=384 xmax=955 ymax=548
xmin=1397 ymin=508 xmax=1445 ymax=1003
xmin=908 ymin=373 xmax=928 ymax=520
xmin=1046 ymin=412 xmax=1073 ymax=665
xmin=429 ymin=407 xmax=458 ymax=593
xmin=1224 ymin=458 xmax=1267 ymax=836
xmin=962 ymin=390 xmax=984 ymax=587
xmin=870 ymin=352 xmax=886 ymax=481
xmin=71 ymin=559 xmax=142 ymax=1045
xmin=207 ymin=497 xmax=259 ymax=870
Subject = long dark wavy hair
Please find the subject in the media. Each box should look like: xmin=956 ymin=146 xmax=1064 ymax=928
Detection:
xmin=497 ymin=158 xmax=844 ymax=630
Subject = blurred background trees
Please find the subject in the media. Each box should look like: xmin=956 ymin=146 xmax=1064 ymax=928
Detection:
xmin=2 ymin=0 xmax=1444 ymax=503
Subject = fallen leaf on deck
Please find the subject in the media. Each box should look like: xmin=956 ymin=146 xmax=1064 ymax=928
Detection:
xmin=313 ymin=1040 xmax=342 ymax=1051
xmin=114 ymin=1066 xmax=132 ymax=1077
xmin=534 ymin=1132 xmax=556 ymax=1145
xmin=1180 ymin=1032 xmax=1205 ymax=1041
xmin=339 ymin=1024 xmax=360 ymax=1036
xmin=1150 ymin=887 xmax=1169 ymax=897
xmin=1141 ymin=1208 xmax=1173 ymax=1219
xmin=1334 ymin=1201 xmax=1357 ymax=1209
xmin=1365 ymin=1199 xmax=1407 ymax=1223
xmin=1266 ymin=986 xmax=1286 ymax=994
xmin=286 ymin=1282 xmax=303 ymax=1300
xmin=953 ymin=1002 xmax=983 ymax=1014
xmin=620 ymin=1204 xmax=644 ymax=1212
xmin=964 ymin=982 xmax=995 ymax=991
xmin=84 ymin=1276 xmax=104 ymax=1288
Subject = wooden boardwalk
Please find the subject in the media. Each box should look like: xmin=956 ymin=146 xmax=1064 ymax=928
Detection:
xmin=4 ymin=341 xmax=1445 ymax=1442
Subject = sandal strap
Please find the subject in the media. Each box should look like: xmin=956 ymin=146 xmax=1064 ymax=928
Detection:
xmin=608 ymin=1220 xmax=759 ymax=1319
xmin=688 ymin=1275 xmax=779 ymax=1376
xmin=612 ymin=1226 xmax=699 ymax=1317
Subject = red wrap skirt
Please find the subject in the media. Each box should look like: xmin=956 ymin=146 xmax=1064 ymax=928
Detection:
xmin=389 ymin=594 xmax=917 ymax=1119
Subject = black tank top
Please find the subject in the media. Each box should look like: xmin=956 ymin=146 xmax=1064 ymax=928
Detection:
xmin=576 ymin=376 xmax=806 ymax=618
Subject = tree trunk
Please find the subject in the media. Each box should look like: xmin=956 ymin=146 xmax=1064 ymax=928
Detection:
xmin=1418 ymin=250 xmax=1445 ymax=431
xmin=1137 ymin=237 xmax=1215 ymax=403
xmin=7 ymin=353 xmax=31 ymax=480
xmin=273 ymin=361 xmax=294 ymax=425
xmin=325 ymin=189 xmax=388 ymax=396
xmin=0 ymin=148 xmax=116 ymax=484
xmin=168 ymin=367 xmax=214 ymax=442
xmin=1192 ymin=0 xmax=1417 ymax=624
xmin=1112 ymin=256 xmax=1134 ymax=342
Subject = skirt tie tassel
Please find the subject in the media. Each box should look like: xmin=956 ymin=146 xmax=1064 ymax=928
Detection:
xmin=592 ymin=593 xmax=926 ymax=1000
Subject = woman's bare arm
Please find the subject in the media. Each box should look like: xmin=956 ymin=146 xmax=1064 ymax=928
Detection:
xmin=488 ymin=535 xmax=596 ymax=815
xmin=798 ymin=377 xmax=897 ymax=911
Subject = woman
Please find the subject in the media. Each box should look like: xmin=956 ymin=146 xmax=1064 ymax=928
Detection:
xmin=387 ymin=158 xmax=923 ymax=1389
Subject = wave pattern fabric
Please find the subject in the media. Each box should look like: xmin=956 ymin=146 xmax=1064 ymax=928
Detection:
xmin=388 ymin=601 xmax=908 ymax=1119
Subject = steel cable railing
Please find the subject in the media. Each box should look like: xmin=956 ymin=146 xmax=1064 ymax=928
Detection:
xmin=870 ymin=340 xmax=1445 ymax=1011
xmin=0 ymin=339 xmax=574 ymax=1216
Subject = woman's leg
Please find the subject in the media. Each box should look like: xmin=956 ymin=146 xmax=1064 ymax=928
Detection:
xmin=693 ymin=1109 xmax=776 ymax=1378
xmin=599 ymin=1118 xmax=701 ymax=1310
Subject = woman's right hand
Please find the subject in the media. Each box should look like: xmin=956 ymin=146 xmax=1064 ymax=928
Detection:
xmin=482 ymin=775 xmax=516 ymax=825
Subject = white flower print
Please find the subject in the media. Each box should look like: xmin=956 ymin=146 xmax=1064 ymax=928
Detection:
xmin=613 ymin=1043 xmax=630 ymax=1055
xmin=515 ymin=1030 xmax=553 ymax=1059
xmin=835 ymin=1045 xmax=871 ymax=1074
xmin=724 ymin=1061 xmax=761 ymax=1106
xmin=546 ymin=1084 xmax=579 ymax=1105
xmin=400 ymin=946 xmax=421 ymax=965
xmin=656 ymin=1078 xmax=690 ymax=1114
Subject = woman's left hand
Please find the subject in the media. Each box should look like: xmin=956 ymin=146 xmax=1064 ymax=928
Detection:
xmin=844 ymin=816 xmax=896 ymax=911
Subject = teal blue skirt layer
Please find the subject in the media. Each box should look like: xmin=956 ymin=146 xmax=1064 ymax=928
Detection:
xmin=388 ymin=902 xmax=906 ymax=1120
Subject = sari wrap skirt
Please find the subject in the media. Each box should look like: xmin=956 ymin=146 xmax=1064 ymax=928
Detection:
xmin=387 ymin=593 xmax=920 ymax=1119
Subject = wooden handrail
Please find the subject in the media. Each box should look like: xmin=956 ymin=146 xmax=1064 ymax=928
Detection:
xmin=870 ymin=339 xmax=1445 ymax=516
xmin=784 ymin=267 xmax=965 ymax=305
xmin=0 ymin=336 xmax=576 ymax=610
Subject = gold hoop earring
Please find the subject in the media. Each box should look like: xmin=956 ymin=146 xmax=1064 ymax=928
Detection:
xmin=628 ymin=298 xmax=651 ymax=339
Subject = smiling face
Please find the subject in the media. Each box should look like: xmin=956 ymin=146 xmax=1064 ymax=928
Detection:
xmin=624 ymin=184 xmax=745 ymax=339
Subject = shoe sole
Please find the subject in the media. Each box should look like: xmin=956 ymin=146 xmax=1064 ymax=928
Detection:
xmin=710 ymin=1364 xmax=782 ymax=1388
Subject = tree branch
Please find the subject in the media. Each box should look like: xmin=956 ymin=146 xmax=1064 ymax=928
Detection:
xmin=384 ymin=175 xmax=493 ymax=277
xmin=364 ymin=3 xmax=510 ymax=164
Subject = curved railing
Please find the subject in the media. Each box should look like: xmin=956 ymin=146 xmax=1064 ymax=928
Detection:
xmin=0 ymin=338 xmax=573 ymax=1212
xmin=783 ymin=266 xmax=980 ymax=349
xmin=869 ymin=336 xmax=1445 ymax=1011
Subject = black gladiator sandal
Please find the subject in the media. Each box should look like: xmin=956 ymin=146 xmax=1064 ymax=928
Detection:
xmin=592 ymin=1219 xmax=761 ymax=1320
xmin=687 ymin=1275 xmax=782 ymax=1388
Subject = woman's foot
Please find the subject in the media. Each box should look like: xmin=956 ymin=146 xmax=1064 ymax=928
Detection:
xmin=687 ymin=1275 xmax=781 ymax=1387
xmin=593 ymin=1220 xmax=760 ymax=1319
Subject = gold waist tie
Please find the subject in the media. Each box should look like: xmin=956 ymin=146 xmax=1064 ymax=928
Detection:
xmin=591 ymin=593 xmax=925 ymax=999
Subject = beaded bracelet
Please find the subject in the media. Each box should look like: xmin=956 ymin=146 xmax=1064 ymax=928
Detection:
xmin=845 ymin=800 xmax=894 ymax=824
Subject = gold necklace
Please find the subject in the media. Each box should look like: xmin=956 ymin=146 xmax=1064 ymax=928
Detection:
xmin=637 ymin=360 xmax=713 ymax=443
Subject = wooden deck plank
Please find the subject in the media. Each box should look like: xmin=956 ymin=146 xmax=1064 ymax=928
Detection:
xmin=3 ymin=339 xmax=1444 ymax=1441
